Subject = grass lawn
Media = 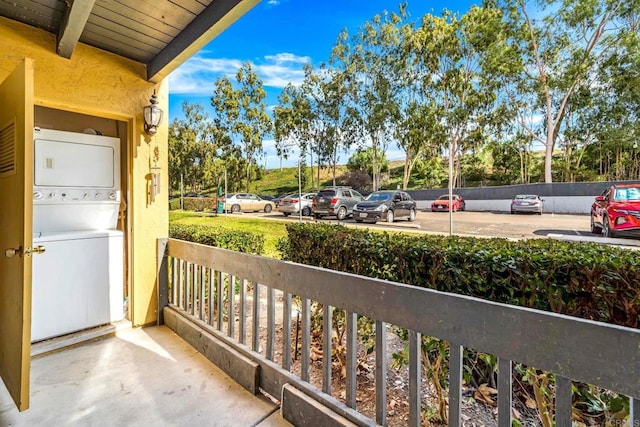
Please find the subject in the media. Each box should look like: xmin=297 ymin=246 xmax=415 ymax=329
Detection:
xmin=169 ymin=211 xmax=288 ymax=258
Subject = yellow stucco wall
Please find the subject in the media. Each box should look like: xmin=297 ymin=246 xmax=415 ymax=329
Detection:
xmin=0 ymin=16 xmax=168 ymax=327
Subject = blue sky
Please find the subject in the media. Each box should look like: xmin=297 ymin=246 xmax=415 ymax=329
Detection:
xmin=168 ymin=0 xmax=472 ymax=169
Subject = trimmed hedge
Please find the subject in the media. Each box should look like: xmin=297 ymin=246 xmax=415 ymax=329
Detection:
xmin=169 ymin=223 xmax=264 ymax=255
xmin=277 ymin=223 xmax=640 ymax=328
xmin=169 ymin=197 xmax=215 ymax=212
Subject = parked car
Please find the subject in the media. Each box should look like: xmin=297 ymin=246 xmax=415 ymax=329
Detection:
xmin=220 ymin=193 xmax=275 ymax=213
xmin=511 ymin=194 xmax=544 ymax=215
xmin=277 ymin=193 xmax=316 ymax=216
xmin=272 ymin=194 xmax=287 ymax=208
xmin=431 ymin=194 xmax=465 ymax=212
xmin=312 ymin=187 xmax=364 ymax=220
xmin=590 ymin=183 xmax=640 ymax=238
xmin=352 ymin=190 xmax=417 ymax=224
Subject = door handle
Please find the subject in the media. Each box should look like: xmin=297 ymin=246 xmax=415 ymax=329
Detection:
xmin=4 ymin=245 xmax=46 ymax=258
xmin=26 ymin=245 xmax=46 ymax=256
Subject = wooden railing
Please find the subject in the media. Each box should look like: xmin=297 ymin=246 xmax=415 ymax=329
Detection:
xmin=158 ymin=238 xmax=640 ymax=426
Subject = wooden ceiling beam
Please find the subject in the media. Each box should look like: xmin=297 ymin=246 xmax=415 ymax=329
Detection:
xmin=57 ymin=0 xmax=96 ymax=59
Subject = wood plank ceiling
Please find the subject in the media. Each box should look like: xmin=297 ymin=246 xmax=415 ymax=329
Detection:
xmin=0 ymin=0 xmax=258 ymax=82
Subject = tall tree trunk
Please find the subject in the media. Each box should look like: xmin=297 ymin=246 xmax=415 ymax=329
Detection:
xmin=309 ymin=151 xmax=315 ymax=190
xmin=246 ymin=159 xmax=251 ymax=193
xmin=332 ymin=147 xmax=337 ymax=187
xmin=402 ymin=146 xmax=413 ymax=190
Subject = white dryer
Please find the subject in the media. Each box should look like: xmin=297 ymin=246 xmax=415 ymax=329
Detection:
xmin=31 ymin=128 xmax=124 ymax=342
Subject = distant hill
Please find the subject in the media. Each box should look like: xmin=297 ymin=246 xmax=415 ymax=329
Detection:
xmin=250 ymin=161 xmax=407 ymax=196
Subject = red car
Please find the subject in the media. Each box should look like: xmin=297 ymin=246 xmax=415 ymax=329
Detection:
xmin=590 ymin=183 xmax=640 ymax=238
xmin=431 ymin=194 xmax=466 ymax=212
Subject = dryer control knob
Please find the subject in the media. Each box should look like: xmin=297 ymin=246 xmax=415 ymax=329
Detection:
xmin=33 ymin=191 xmax=43 ymax=200
xmin=94 ymin=193 xmax=102 ymax=199
xmin=108 ymin=192 xmax=117 ymax=200
xmin=83 ymin=193 xmax=89 ymax=199
xmin=48 ymin=192 xmax=56 ymax=199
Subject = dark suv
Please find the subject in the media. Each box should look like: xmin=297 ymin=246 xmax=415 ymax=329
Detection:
xmin=312 ymin=187 xmax=364 ymax=220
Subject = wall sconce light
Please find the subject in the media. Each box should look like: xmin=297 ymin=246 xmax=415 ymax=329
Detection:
xmin=143 ymin=90 xmax=163 ymax=135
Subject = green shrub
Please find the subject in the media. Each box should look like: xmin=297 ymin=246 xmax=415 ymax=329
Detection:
xmin=169 ymin=198 xmax=181 ymax=210
xmin=169 ymin=197 xmax=215 ymax=212
xmin=170 ymin=223 xmax=264 ymax=255
xmin=278 ymin=223 xmax=640 ymax=328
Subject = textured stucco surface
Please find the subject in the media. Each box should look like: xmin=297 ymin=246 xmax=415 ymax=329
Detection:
xmin=0 ymin=16 xmax=169 ymax=327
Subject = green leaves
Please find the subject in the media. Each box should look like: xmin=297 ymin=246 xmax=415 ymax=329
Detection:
xmin=280 ymin=223 xmax=640 ymax=328
xmin=211 ymin=62 xmax=272 ymax=192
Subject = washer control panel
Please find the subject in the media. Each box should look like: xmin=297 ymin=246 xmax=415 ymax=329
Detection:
xmin=33 ymin=188 xmax=120 ymax=203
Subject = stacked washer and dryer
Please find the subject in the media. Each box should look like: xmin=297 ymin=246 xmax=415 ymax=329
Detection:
xmin=31 ymin=127 xmax=125 ymax=342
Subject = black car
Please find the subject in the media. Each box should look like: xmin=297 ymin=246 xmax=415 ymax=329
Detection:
xmin=352 ymin=190 xmax=417 ymax=224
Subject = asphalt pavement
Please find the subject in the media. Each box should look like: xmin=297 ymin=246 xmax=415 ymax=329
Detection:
xmin=233 ymin=209 xmax=640 ymax=247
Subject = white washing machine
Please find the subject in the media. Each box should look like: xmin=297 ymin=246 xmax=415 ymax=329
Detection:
xmin=31 ymin=128 xmax=124 ymax=342
xmin=32 ymin=230 xmax=124 ymax=342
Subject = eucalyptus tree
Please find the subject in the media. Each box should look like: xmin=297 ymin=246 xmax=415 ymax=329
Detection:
xmin=409 ymin=6 xmax=507 ymax=188
xmin=578 ymin=21 xmax=640 ymax=180
xmin=274 ymin=83 xmax=311 ymax=171
xmin=211 ymin=62 xmax=272 ymax=192
xmin=300 ymin=64 xmax=354 ymax=187
xmin=331 ymin=7 xmax=407 ymax=191
xmin=491 ymin=0 xmax=638 ymax=183
xmin=168 ymin=102 xmax=230 ymax=193
xmin=396 ymin=100 xmax=445 ymax=190
xmin=297 ymin=64 xmax=332 ymax=188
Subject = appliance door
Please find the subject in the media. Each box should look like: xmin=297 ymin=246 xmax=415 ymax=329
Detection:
xmin=33 ymin=128 xmax=120 ymax=190
xmin=31 ymin=231 xmax=124 ymax=342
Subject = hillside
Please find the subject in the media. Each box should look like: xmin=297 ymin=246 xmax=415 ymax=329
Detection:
xmin=250 ymin=161 xmax=407 ymax=196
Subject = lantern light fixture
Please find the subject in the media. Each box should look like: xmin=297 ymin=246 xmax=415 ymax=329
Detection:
xmin=143 ymin=90 xmax=163 ymax=135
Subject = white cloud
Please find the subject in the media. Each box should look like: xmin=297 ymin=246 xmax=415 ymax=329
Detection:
xmin=169 ymin=52 xmax=311 ymax=95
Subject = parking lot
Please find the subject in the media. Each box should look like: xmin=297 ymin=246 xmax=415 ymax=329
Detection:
xmin=238 ymin=209 xmax=639 ymax=247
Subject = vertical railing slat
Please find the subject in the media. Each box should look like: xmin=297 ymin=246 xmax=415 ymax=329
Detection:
xmin=199 ymin=266 xmax=205 ymax=320
xmin=228 ymin=275 xmax=235 ymax=338
xmin=207 ymin=268 xmax=214 ymax=326
xmin=282 ymin=292 xmax=292 ymax=371
xmin=375 ymin=320 xmax=387 ymax=426
xmin=301 ymin=297 xmax=310 ymax=382
xmin=190 ymin=263 xmax=196 ymax=315
xmin=448 ymin=343 xmax=463 ymax=427
xmin=171 ymin=257 xmax=177 ymax=305
xmin=239 ymin=278 xmax=247 ymax=344
xmin=346 ymin=311 xmax=357 ymax=409
xmin=252 ymin=282 xmax=260 ymax=352
xmin=216 ymin=271 xmax=223 ymax=330
xmin=177 ymin=259 xmax=183 ymax=309
xmin=185 ymin=262 xmax=191 ymax=314
xmin=498 ymin=358 xmax=512 ymax=427
xmin=192 ymin=265 xmax=198 ymax=317
xmin=266 ymin=286 xmax=275 ymax=361
xmin=408 ymin=331 xmax=421 ymax=427
xmin=322 ymin=304 xmax=332 ymax=395
xmin=555 ymin=376 xmax=572 ymax=427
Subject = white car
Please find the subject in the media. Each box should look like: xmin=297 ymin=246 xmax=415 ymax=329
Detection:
xmin=277 ymin=193 xmax=316 ymax=216
xmin=221 ymin=193 xmax=275 ymax=213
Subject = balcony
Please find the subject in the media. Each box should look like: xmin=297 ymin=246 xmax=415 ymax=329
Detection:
xmin=3 ymin=238 xmax=640 ymax=426
xmin=0 ymin=325 xmax=290 ymax=426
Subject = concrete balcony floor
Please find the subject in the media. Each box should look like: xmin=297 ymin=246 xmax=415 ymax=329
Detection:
xmin=0 ymin=325 xmax=291 ymax=426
